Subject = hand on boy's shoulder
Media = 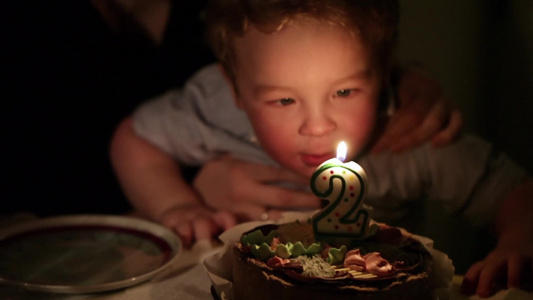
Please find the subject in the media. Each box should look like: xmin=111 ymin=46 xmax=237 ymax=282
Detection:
xmin=372 ymin=64 xmax=463 ymax=153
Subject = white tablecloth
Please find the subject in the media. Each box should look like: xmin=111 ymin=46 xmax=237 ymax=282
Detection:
xmin=1 ymin=214 xmax=531 ymax=300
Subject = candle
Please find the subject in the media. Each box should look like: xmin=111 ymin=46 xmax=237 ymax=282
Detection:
xmin=310 ymin=142 xmax=371 ymax=240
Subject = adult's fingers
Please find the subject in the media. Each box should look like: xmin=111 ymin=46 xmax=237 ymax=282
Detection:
xmin=476 ymin=259 xmax=506 ymax=297
xmin=371 ymin=103 xmax=429 ymax=153
xmin=388 ymin=100 xmax=448 ymax=152
xmin=385 ymin=106 xmax=426 ymax=137
xmin=247 ymin=184 xmax=320 ymax=209
xmin=461 ymin=261 xmax=483 ymax=295
xmin=431 ymin=108 xmax=463 ymax=147
xmin=507 ymin=254 xmax=528 ymax=289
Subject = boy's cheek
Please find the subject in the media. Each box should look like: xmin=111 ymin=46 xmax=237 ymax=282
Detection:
xmin=341 ymin=112 xmax=377 ymax=152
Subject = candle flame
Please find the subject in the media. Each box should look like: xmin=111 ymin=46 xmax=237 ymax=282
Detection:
xmin=336 ymin=141 xmax=347 ymax=162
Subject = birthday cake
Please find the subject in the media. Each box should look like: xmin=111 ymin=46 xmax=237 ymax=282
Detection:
xmin=232 ymin=147 xmax=437 ymax=300
xmin=232 ymin=220 xmax=435 ymax=300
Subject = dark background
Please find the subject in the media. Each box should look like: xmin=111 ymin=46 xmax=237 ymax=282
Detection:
xmin=398 ymin=0 xmax=532 ymax=174
xmin=3 ymin=1 xmax=213 ymax=216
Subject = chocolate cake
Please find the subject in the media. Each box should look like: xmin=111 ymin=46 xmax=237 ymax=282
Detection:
xmin=232 ymin=221 xmax=435 ymax=300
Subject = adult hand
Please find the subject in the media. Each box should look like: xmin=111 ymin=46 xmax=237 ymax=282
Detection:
xmin=461 ymin=242 xmax=533 ymax=297
xmin=372 ymin=64 xmax=463 ymax=153
xmin=462 ymin=180 xmax=533 ymax=297
xmin=158 ymin=204 xmax=237 ymax=248
xmin=193 ymin=155 xmax=321 ymax=222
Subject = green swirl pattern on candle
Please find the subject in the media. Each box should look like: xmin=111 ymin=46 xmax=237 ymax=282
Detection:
xmin=310 ymin=159 xmax=370 ymax=239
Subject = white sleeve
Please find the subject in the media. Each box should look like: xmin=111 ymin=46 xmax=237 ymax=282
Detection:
xmin=132 ymin=64 xmax=235 ymax=165
xmin=133 ymin=88 xmax=212 ymax=165
xmin=132 ymin=64 xmax=273 ymax=166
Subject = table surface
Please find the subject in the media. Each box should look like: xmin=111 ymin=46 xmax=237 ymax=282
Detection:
xmin=1 ymin=215 xmax=531 ymax=300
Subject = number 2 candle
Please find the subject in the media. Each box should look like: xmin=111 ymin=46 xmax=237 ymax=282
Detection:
xmin=310 ymin=142 xmax=371 ymax=240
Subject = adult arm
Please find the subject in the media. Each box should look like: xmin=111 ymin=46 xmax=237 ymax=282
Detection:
xmin=462 ymin=179 xmax=533 ymax=297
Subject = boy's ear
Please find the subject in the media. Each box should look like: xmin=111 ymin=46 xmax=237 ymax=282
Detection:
xmin=218 ymin=64 xmax=245 ymax=109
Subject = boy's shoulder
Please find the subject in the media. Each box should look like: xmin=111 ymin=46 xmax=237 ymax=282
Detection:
xmin=362 ymin=134 xmax=493 ymax=167
xmin=362 ymin=133 xmax=527 ymax=194
xmin=187 ymin=63 xmax=227 ymax=91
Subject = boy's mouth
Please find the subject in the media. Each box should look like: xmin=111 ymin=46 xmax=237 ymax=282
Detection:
xmin=300 ymin=153 xmax=334 ymax=167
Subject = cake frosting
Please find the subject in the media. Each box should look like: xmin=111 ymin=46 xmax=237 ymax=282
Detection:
xmin=231 ymin=220 xmax=437 ymax=300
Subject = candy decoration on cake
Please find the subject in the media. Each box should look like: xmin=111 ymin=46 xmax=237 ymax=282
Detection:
xmin=310 ymin=142 xmax=371 ymax=241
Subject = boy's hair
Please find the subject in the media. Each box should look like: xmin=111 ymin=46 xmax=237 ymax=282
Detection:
xmin=205 ymin=0 xmax=400 ymax=82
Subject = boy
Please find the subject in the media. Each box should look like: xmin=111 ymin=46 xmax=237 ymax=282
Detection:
xmin=110 ymin=0 xmax=531 ymax=297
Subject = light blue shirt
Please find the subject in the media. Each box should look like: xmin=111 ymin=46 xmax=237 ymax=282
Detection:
xmin=134 ymin=64 xmax=528 ymax=228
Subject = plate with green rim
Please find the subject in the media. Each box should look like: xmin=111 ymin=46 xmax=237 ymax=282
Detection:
xmin=0 ymin=214 xmax=182 ymax=294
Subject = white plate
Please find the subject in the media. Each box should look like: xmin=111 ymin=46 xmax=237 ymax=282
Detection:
xmin=0 ymin=214 xmax=182 ymax=294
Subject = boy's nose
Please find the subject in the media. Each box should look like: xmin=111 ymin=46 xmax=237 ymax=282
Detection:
xmin=299 ymin=112 xmax=336 ymax=137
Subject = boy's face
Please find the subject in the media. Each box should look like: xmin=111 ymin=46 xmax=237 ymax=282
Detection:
xmin=231 ymin=19 xmax=381 ymax=178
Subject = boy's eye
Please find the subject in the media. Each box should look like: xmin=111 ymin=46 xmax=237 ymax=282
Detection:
xmin=336 ymin=89 xmax=353 ymax=97
xmin=279 ymin=98 xmax=295 ymax=105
